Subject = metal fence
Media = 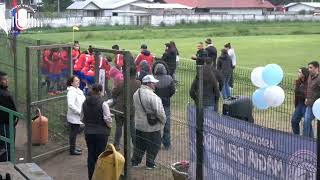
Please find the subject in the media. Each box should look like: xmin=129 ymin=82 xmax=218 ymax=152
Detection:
xmin=0 ymin=34 xmax=318 ymax=179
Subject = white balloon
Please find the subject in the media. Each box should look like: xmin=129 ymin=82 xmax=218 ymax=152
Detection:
xmin=263 ymin=86 xmax=285 ymax=107
xmin=251 ymin=67 xmax=267 ymax=88
xmin=312 ymin=98 xmax=320 ymax=120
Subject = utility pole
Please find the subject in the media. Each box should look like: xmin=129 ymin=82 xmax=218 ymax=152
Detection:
xmin=57 ymin=0 xmax=60 ymax=13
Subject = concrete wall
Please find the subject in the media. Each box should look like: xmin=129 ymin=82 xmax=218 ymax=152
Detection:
xmin=209 ymin=8 xmax=263 ymax=15
xmin=6 ymin=14 xmax=320 ymax=28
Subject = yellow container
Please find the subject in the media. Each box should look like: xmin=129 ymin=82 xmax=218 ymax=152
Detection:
xmin=92 ymin=144 xmax=125 ymax=180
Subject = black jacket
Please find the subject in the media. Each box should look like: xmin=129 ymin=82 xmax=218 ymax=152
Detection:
xmin=153 ymin=62 xmax=175 ymax=107
xmin=138 ymin=60 xmax=150 ymax=82
xmin=0 ymin=88 xmax=17 ymax=125
xmin=161 ymin=48 xmax=177 ymax=76
xmin=212 ymin=67 xmax=224 ymax=92
xmin=195 ymin=49 xmax=208 ymax=65
xmin=82 ymin=95 xmax=109 ymax=135
xmin=217 ymin=54 xmax=233 ymax=78
xmin=189 ymin=65 xmax=220 ymax=107
xmin=205 ymin=45 xmax=217 ymax=66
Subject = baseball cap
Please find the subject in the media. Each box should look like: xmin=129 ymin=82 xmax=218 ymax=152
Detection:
xmin=142 ymin=75 xmax=159 ymax=83
xmin=141 ymin=44 xmax=147 ymax=49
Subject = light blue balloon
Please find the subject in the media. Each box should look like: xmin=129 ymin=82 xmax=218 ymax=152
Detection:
xmin=252 ymin=88 xmax=269 ymax=110
xmin=262 ymin=64 xmax=284 ymax=86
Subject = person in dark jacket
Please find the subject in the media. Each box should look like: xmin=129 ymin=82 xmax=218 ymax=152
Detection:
xmin=205 ymin=38 xmax=217 ymax=67
xmin=211 ymin=67 xmax=224 ymax=112
xmin=0 ymin=71 xmax=18 ymax=162
xmin=81 ymin=84 xmax=112 ymax=180
xmin=112 ymin=66 xmax=141 ymax=150
xmin=217 ymin=48 xmax=233 ymax=99
xmin=291 ymin=67 xmax=308 ymax=135
xmin=191 ymin=42 xmax=208 ymax=65
xmin=303 ymin=61 xmax=320 ymax=138
xmin=161 ymin=43 xmax=177 ymax=78
xmin=138 ymin=60 xmax=151 ymax=82
xmin=189 ymin=65 xmax=220 ymax=110
xmin=152 ymin=61 xmax=175 ymax=149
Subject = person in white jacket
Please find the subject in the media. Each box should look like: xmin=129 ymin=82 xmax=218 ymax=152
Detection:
xmin=67 ymin=76 xmax=86 ymax=155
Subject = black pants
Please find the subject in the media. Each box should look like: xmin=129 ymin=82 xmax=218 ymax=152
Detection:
xmin=131 ymin=130 xmax=161 ymax=167
xmin=85 ymin=134 xmax=108 ymax=180
xmin=114 ymin=115 xmax=135 ymax=147
xmin=0 ymin=123 xmax=15 ymax=162
xmin=69 ymin=123 xmax=80 ymax=152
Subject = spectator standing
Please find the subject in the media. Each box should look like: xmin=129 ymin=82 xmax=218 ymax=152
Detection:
xmin=152 ymin=61 xmax=175 ymax=149
xmin=217 ymin=48 xmax=233 ymax=99
xmin=161 ymin=43 xmax=177 ymax=78
xmin=66 ymin=76 xmax=86 ymax=156
xmin=81 ymin=84 xmax=112 ymax=180
xmin=224 ymin=43 xmax=237 ymax=89
xmin=189 ymin=65 xmax=220 ymax=111
xmin=169 ymin=41 xmax=179 ymax=83
xmin=0 ymin=71 xmax=18 ymax=162
xmin=138 ymin=60 xmax=151 ymax=82
xmin=291 ymin=67 xmax=308 ymax=135
xmin=191 ymin=42 xmax=208 ymax=65
xmin=112 ymin=66 xmax=141 ymax=150
xmin=131 ymin=75 xmax=166 ymax=169
xmin=205 ymin=38 xmax=217 ymax=67
xmin=303 ymin=61 xmax=320 ymax=138
xmin=135 ymin=44 xmax=154 ymax=75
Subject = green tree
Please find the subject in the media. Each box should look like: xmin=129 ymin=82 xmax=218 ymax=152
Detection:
xmin=42 ymin=0 xmax=73 ymax=12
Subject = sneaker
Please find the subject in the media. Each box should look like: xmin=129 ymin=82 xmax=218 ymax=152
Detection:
xmin=146 ymin=165 xmax=157 ymax=170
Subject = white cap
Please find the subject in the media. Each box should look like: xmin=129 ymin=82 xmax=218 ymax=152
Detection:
xmin=142 ymin=75 xmax=159 ymax=83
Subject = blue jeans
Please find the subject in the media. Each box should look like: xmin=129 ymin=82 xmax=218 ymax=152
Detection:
xmin=162 ymin=105 xmax=171 ymax=148
xmin=303 ymin=106 xmax=315 ymax=138
xmin=222 ymin=75 xmax=231 ymax=99
xmin=291 ymin=102 xmax=306 ymax=135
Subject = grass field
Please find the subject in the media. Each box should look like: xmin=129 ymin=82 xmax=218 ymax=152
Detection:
xmin=23 ymin=22 xmax=320 ymax=74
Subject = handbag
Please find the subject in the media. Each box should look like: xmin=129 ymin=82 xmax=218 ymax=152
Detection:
xmin=138 ymin=89 xmax=160 ymax=126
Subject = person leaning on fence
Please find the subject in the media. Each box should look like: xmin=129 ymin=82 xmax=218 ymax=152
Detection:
xmin=303 ymin=61 xmax=320 ymax=138
xmin=291 ymin=67 xmax=308 ymax=135
xmin=131 ymin=75 xmax=166 ymax=170
xmin=0 ymin=71 xmax=18 ymax=162
xmin=217 ymin=48 xmax=233 ymax=100
xmin=112 ymin=66 xmax=141 ymax=151
xmin=81 ymin=84 xmax=112 ymax=180
xmin=189 ymin=65 xmax=220 ymax=111
xmin=191 ymin=42 xmax=209 ymax=65
xmin=66 ymin=76 xmax=86 ymax=156
xmin=152 ymin=61 xmax=176 ymax=150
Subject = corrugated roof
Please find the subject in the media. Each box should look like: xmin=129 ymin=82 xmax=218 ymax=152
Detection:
xmin=285 ymin=2 xmax=320 ymax=8
xmin=131 ymin=3 xmax=192 ymax=9
xmin=67 ymin=0 xmax=154 ymax=10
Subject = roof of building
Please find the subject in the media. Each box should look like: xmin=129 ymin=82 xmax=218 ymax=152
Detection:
xmin=131 ymin=3 xmax=192 ymax=9
xmin=67 ymin=0 xmax=154 ymax=10
xmin=285 ymin=2 xmax=320 ymax=9
xmin=162 ymin=0 xmax=275 ymax=9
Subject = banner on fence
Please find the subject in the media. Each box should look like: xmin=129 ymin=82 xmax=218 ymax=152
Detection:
xmin=188 ymin=105 xmax=317 ymax=180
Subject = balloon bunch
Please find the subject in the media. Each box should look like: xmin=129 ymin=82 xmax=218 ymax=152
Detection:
xmin=313 ymin=99 xmax=320 ymax=120
xmin=251 ymin=64 xmax=285 ymax=110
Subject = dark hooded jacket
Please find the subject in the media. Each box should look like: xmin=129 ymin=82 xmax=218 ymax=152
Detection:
xmin=138 ymin=60 xmax=150 ymax=82
xmin=82 ymin=95 xmax=110 ymax=135
xmin=190 ymin=64 xmax=220 ymax=107
xmin=161 ymin=47 xmax=177 ymax=76
xmin=153 ymin=61 xmax=175 ymax=107
xmin=0 ymin=87 xmax=17 ymax=125
xmin=217 ymin=53 xmax=233 ymax=78
xmin=206 ymin=45 xmax=217 ymax=66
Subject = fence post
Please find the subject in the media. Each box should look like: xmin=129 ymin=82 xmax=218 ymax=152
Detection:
xmin=196 ymin=65 xmax=204 ymax=180
xmin=25 ymin=47 xmax=32 ymax=162
xmin=37 ymin=40 xmax=41 ymax=101
xmin=317 ymin=121 xmax=320 ymax=179
xmin=123 ymin=52 xmax=131 ymax=179
xmin=12 ymin=35 xmax=18 ymax=104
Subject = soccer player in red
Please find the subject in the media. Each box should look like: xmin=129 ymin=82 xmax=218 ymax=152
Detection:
xmin=134 ymin=44 xmax=154 ymax=75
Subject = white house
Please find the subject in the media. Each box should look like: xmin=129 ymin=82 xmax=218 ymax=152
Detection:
xmin=67 ymin=0 xmax=153 ymax=17
xmin=285 ymin=2 xmax=320 ymax=13
xmin=130 ymin=3 xmax=193 ymax=15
